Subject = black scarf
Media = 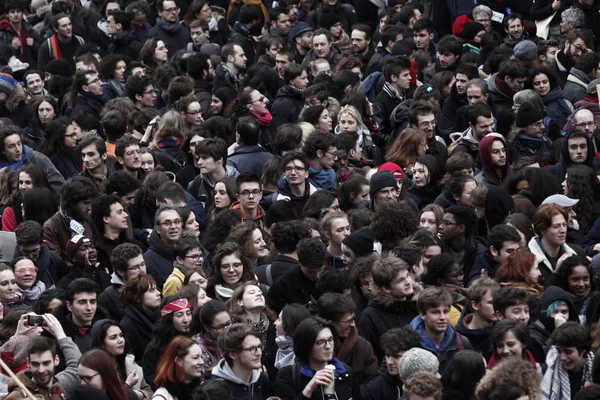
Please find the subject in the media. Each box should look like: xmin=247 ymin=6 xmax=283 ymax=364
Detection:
xmin=164 ymin=379 xmax=201 ymax=400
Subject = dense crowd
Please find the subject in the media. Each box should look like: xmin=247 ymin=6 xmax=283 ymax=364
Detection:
xmin=3 ymin=0 xmax=600 ymax=399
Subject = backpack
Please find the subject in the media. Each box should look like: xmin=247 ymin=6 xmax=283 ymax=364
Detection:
xmin=360 ymin=71 xmax=385 ymax=103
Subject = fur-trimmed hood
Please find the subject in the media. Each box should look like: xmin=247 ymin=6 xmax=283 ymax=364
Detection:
xmin=3 ymin=84 xmax=26 ymax=112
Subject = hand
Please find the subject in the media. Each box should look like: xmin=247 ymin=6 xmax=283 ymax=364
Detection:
xmin=11 ymin=37 xmax=20 ymax=50
xmin=26 ymin=37 xmax=34 ymax=46
xmin=125 ymin=370 xmax=139 ymax=388
xmin=450 ymin=132 xmax=462 ymax=143
xmin=554 ymin=312 xmax=567 ymax=328
xmin=16 ymin=314 xmax=42 ymax=338
xmin=552 ymin=0 xmax=561 ymax=11
xmin=555 ymin=253 xmax=571 ymax=274
xmin=302 ymin=369 xmax=334 ymax=398
xmin=42 ymin=313 xmax=66 ymax=340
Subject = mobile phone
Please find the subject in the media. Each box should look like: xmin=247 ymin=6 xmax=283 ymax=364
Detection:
xmin=28 ymin=315 xmax=46 ymax=327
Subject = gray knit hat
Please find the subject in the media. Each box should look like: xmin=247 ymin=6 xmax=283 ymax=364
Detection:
xmin=398 ymin=347 xmax=440 ymax=382
xmin=513 ymin=40 xmax=538 ymax=63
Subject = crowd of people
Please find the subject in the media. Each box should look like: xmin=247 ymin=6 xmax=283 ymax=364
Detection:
xmin=3 ymin=0 xmax=600 ymax=399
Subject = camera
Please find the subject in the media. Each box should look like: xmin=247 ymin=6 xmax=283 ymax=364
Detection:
xmin=28 ymin=315 xmax=46 ymax=327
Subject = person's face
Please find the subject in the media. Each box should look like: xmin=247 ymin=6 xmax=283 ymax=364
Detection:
xmin=439 ymin=52 xmax=459 ymax=69
xmin=159 ymin=0 xmax=179 ymax=22
xmin=505 ymin=76 xmax=527 ymax=93
xmin=413 ymin=29 xmax=432 ymax=50
xmin=14 ymin=259 xmax=37 ymax=290
xmin=474 ymin=29 xmax=486 ymax=43
xmin=197 ymin=154 xmax=221 ymax=175
xmin=7 ymin=7 xmax=23 ymax=25
xmin=75 ymin=199 xmax=93 ymax=218
xmin=140 ymin=153 xmax=155 ymax=173
xmin=319 ymin=146 xmax=337 ymax=169
xmin=237 ymin=181 xmax=262 ymax=212
xmin=474 ymin=289 xmax=497 ymax=323
xmin=185 ymin=212 xmax=200 ymax=236
xmin=568 ymin=266 xmax=591 ymax=298
xmin=55 ymin=16 xmax=72 ymax=38
xmin=532 ymin=73 xmax=550 ymax=97
xmin=251 ymin=228 xmax=267 ymax=259
xmin=78 ymin=364 xmax=104 ymax=391
xmin=239 ymin=284 xmax=265 ymax=312
xmin=357 ymin=273 xmax=373 ymax=298
xmin=420 ymin=304 xmax=450 ymax=334
xmin=419 ymin=211 xmax=438 ymax=234
xmin=385 ymin=352 xmax=404 ymax=376
xmin=178 ymin=344 xmax=204 ymax=380
xmin=83 ymin=73 xmax=103 ymax=96
xmin=205 ymin=311 xmax=232 ymax=339
xmin=313 ymin=62 xmax=331 ymax=77
xmin=103 ymin=325 xmax=125 ymax=357
xmin=385 ymin=269 xmax=414 ymax=300
xmin=156 ymin=209 xmax=182 ymax=243
xmin=183 ymin=101 xmax=203 ymax=126
xmin=120 ymin=144 xmax=142 ymax=172
xmin=328 ymin=217 xmax=350 ymax=246
xmin=560 ymin=18 xmax=574 ymax=35
xmin=313 ymin=34 xmax=331 ymax=58
xmin=439 ymin=213 xmax=462 ymax=242
xmin=310 ymin=328 xmax=334 ymax=363
xmin=501 ymin=303 xmax=530 ymax=324
xmin=333 ymin=312 xmax=355 ymax=339
xmin=267 ymin=43 xmax=281 ymax=61
xmin=37 ymin=101 xmax=55 ymax=126
xmin=106 ymin=15 xmax=119 ymax=35
xmin=274 ymin=13 xmax=291 ymax=33
xmin=113 ymin=60 xmax=127 ymax=80
xmin=454 ymin=73 xmax=469 ymax=95
xmin=490 ymin=140 xmax=507 ymax=167
xmin=568 ymin=137 xmax=588 ymax=163
xmin=188 ymin=272 xmax=208 ymax=290
xmin=471 ymin=116 xmax=495 ymax=141
xmin=496 ymin=330 xmax=525 ymax=359
xmin=287 ymin=3 xmax=299 ymax=21
xmin=81 ymin=144 xmax=106 ymax=171
xmin=191 ymin=27 xmax=208 ymax=46
xmin=211 ymin=95 xmax=224 ymax=114
xmin=374 ymin=186 xmax=398 ymax=206
xmin=67 ymin=292 xmax=97 ymax=325
xmin=105 ymin=202 xmax=129 ymax=232
xmin=284 ymin=160 xmax=308 ymax=186
xmin=3 ymin=133 xmax=23 ymax=162
xmin=466 ymin=86 xmax=485 ymax=105
xmin=544 ymin=46 xmax=558 ymax=64
xmin=232 ymin=335 xmax=263 ymax=371
xmin=30 ymin=351 xmax=58 ymax=386
xmin=297 ymin=31 xmax=314 ymax=50
xmin=317 ymin=109 xmax=333 ymax=131
xmin=197 ymin=3 xmax=211 ymax=22
xmin=231 ymin=45 xmax=247 ymax=70
xmin=0 ymin=270 xmax=16 ymax=301
xmin=26 ymin=73 xmax=44 ymax=95
xmin=523 ymin=119 xmax=544 ymax=138
xmin=416 ymin=113 xmax=436 ymax=137
xmin=573 ymin=110 xmax=596 ymax=136
xmin=529 ymin=261 xmax=541 ymax=284
xmin=557 ymin=346 xmax=586 ymax=372
xmin=552 ymin=304 xmax=570 ymax=323
xmin=73 ymin=240 xmax=97 ymax=267
xmin=291 ymin=70 xmax=309 ymax=90
xmin=220 ymin=254 xmax=244 ymax=287
xmin=18 ymin=171 xmax=33 ymax=194
xmin=213 ymin=182 xmax=232 ymax=209
xmin=275 ymin=54 xmax=291 ymax=78
xmin=275 ymin=311 xmax=285 ymax=336
xmin=506 ymin=18 xmax=523 ymax=39
xmin=139 ymin=84 xmax=157 ymax=107
xmin=351 ymin=29 xmax=369 ymax=54
xmin=300 ymin=262 xmax=325 ymax=281
xmin=352 ymin=184 xmax=370 ymax=206
xmin=328 ymin=22 xmax=342 ymax=39
xmin=491 ymin=241 xmax=521 ymax=264
xmin=543 ymin=214 xmax=567 ymax=247
xmin=172 ymin=307 xmax=192 ymax=333
xmin=123 ymin=254 xmax=146 ymax=283
xmin=339 ymin=113 xmax=358 ymax=133
xmin=474 ymin=13 xmax=491 ymax=31
xmin=393 ymin=69 xmax=412 ymax=91
xmin=154 ymin=40 xmax=169 ymax=62
xmin=457 ymin=179 xmax=476 ymax=207
xmin=566 ymin=38 xmax=589 ymax=62
xmin=131 ymin=66 xmax=146 ymax=76
xmin=412 ymin=162 xmax=430 ymax=187
xmin=443 ymin=262 xmax=463 ymax=286
xmin=20 ymin=243 xmax=41 ymax=262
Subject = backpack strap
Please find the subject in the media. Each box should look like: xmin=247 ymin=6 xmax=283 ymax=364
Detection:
xmin=456 ymin=332 xmax=465 ymax=351
xmin=291 ymin=363 xmax=300 ymax=394
xmin=266 ymin=264 xmax=273 ymax=287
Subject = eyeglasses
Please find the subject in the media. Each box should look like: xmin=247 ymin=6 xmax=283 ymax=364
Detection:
xmin=78 ymin=373 xmax=99 ymax=384
xmin=418 ymin=120 xmax=437 ymax=128
xmin=210 ymin=320 xmax=232 ymax=332
xmin=15 ymin=267 xmax=37 ymax=275
xmin=326 ymin=151 xmax=338 ymax=158
xmin=143 ymin=89 xmax=158 ymax=95
xmin=20 ymin=247 xmax=41 ymax=257
xmin=238 ymin=189 xmax=262 ymax=198
xmin=220 ymin=262 xmax=243 ymax=271
xmin=163 ymin=7 xmax=180 ymax=13
xmin=284 ymin=166 xmax=306 ymax=173
xmin=86 ymin=78 xmax=100 ymax=85
xmin=251 ymin=96 xmax=267 ymax=104
xmin=242 ymin=344 xmax=264 ymax=355
xmin=159 ymin=219 xmax=181 ymax=227
xmin=572 ymin=43 xmax=588 ymax=54
xmin=127 ymin=261 xmax=145 ymax=271
xmin=574 ymin=121 xmax=596 ymax=129
xmin=315 ymin=337 xmax=335 ymax=348
xmin=184 ymin=254 xmax=204 ymax=261
xmin=337 ymin=316 xmax=355 ymax=326
xmin=475 ymin=18 xmax=490 ymax=24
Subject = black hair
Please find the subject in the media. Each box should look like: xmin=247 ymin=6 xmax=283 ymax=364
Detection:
xmin=490 ymin=319 xmax=530 ymax=351
xmin=317 ymin=292 xmax=356 ymax=322
xmin=67 ymin=277 xmax=100 ymax=303
xmin=493 ymin=286 xmax=531 ymax=315
xmin=552 ymin=321 xmax=592 ymax=353
xmin=445 ymin=205 xmax=477 ymax=238
xmin=271 ymin=220 xmax=311 ymax=253
xmin=488 ymin=224 xmax=521 ymax=253
xmin=281 ymin=304 xmax=312 ymax=336
xmin=293 ymin=317 xmax=337 ymax=363
xmin=314 ymin=269 xmax=352 ymax=300
xmin=420 ymin=253 xmax=457 ymax=286
xmin=106 ymin=170 xmax=142 ymax=197
xmin=383 ymin=56 xmax=411 ymax=82
xmin=236 ymin=116 xmax=260 ymax=146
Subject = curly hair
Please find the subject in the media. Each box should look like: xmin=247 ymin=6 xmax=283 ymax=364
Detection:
xmin=420 ymin=253 xmax=457 ymax=286
xmin=504 ymin=167 xmax=562 ymax=207
xmin=386 ymin=128 xmax=428 ymax=170
xmin=549 ymin=255 xmax=596 ymax=296
xmin=566 ymin=165 xmax=600 ymax=233
xmin=475 ymin=358 xmax=541 ymax=400
xmin=371 ymin=202 xmax=418 ymax=250
xmin=495 ymin=250 xmax=542 ymax=293
xmin=208 ymin=242 xmax=255 ymax=291
xmin=226 ymin=223 xmax=269 ymax=261
xmin=201 ymin=209 xmax=243 ymax=254
xmin=348 ymin=253 xmax=377 ymax=289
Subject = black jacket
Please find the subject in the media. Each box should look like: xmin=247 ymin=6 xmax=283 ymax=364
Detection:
xmin=104 ymin=30 xmax=143 ymax=59
xmin=271 ymin=85 xmax=305 ymax=131
xmin=443 ymin=237 xmax=488 ymax=281
xmin=255 ymin=255 xmax=297 ymax=286
xmin=228 ymin=145 xmax=274 ymax=178
xmin=13 ymin=245 xmax=67 ymax=287
xmin=147 ymin=20 xmax=190 ymax=55
xmin=143 ymin=231 xmax=175 ymax=289
xmin=56 ymin=264 xmax=111 ymax=291
xmin=267 ymin=266 xmax=324 ymax=314
xmin=121 ymin=304 xmax=160 ymax=362
xmin=440 ymin=86 xmax=468 ymax=132
xmin=487 ymin=73 xmax=516 ymax=136
xmin=364 ymin=368 xmax=402 ymax=400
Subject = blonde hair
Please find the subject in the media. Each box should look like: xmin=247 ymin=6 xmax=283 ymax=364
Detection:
xmin=151 ymin=110 xmax=189 ymax=148
xmin=338 ymin=105 xmax=363 ymax=127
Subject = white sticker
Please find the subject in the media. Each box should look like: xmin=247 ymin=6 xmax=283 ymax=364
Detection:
xmin=492 ymin=11 xmax=505 ymax=23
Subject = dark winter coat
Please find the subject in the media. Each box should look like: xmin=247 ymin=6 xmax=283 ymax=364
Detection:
xmin=364 ymin=368 xmax=402 ymax=400
xmin=440 ymin=86 xmax=468 ymax=133
xmin=147 ymin=19 xmax=190 ymax=55
xmin=121 ymin=304 xmax=160 ymax=362
xmin=56 ymin=264 xmax=111 ymax=291
xmin=564 ymin=67 xmax=594 ymax=105
xmin=143 ymin=230 xmax=176 ymax=289
xmin=267 ymin=266 xmax=325 ymax=314
xmin=542 ymin=86 xmax=573 ymax=129
xmin=71 ymin=93 xmax=104 ymax=120
xmin=13 ymin=244 xmax=67 ymax=287
xmin=0 ymin=85 xmax=34 ymax=129
xmin=227 ymin=145 xmax=274 ymax=177
xmin=255 ymin=255 xmax=297 ymax=286
xmin=271 ymin=85 xmax=305 ymax=131
xmin=487 ymin=73 xmax=516 ymax=136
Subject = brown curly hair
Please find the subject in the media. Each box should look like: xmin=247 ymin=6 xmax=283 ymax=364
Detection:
xmin=386 ymin=128 xmax=429 ymax=170
xmin=475 ymin=358 xmax=541 ymax=400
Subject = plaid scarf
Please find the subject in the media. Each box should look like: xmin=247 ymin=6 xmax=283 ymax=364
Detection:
xmin=541 ymin=346 xmax=594 ymax=399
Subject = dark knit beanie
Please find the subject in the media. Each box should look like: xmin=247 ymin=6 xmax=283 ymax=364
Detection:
xmin=369 ymin=170 xmax=398 ymax=197
xmin=319 ymin=12 xmax=343 ymax=30
xmin=462 ymin=22 xmax=485 ymax=41
xmin=516 ymin=102 xmax=545 ymax=128
xmin=45 ymin=59 xmax=73 ymax=77
xmin=342 ymin=228 xmax=374 ymax=257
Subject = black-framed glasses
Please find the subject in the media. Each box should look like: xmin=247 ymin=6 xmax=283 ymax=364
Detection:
xmin=163 ymin=7 xmax=180 ymax=13
xmin=184 ymin=254 xmax=204 ymax=261
xmin=251 ymin=96 xmax=267 ymax=104
xmin=242 ymin=344 xmax=264 ymax=355
xmin=86 ymin=78 xmax=100 ymax=85
xmin=441 ymin=220 xmax=459 ymax=226
xmin=159 ymin=219 xmax=181 ymax=227
xmin=315 ymin=337 xmax=334 ymax=348
xmin=238 ymin=189 xmax=262 ymax=198
xmin=574 ymin=121 xmax=596 ymax=129
xmin=284 ymin=166 xmax=306 ymax=173
xmin=78 ymin=373 xmax=99 ymax=384
xmin=210 ymin=320 xmax=232 ymax=333
xmin=20 ymin=247 xmax=41 ymax=257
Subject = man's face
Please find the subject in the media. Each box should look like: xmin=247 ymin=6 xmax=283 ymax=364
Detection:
xmin=81 ymin=144 xmax=106 ymax=171
xmin=83 ymin=73 xmax=103 ymax=96
xmin=573 ymin=110 xmax=596 ymax=137
xmin=471 ymin=116 xmax=495 ymax=141
xmin=274 ymin=13 xmax=291 ymax=34
xmin=351 ymin=29 xmax=369 ymax=54
xmin=73 ymin=240 xmax=97 ymax=266
xmin=197 ymin=154 xmax=221 ymax=175
xmin=313 ymin=34 xmax=331 ymax=58
xmin=3 ymin=133 xmax=22 ymax=163
xmin=384 ymin=270 xmax=414 ymax=300
xmin=375 ymin=186 xmax=398 ymax=206
xmin=25 ymin=73 xmax=44 ymax=95
xmin=190 ymin=27 xmax=208 ymax=46
xmin=505 ymin=76 xmax=526 ymax=93
xmin=287 ymin=3 xmax=299 ymax=21
xmin=138 ymin=84 xmax=157 ymax=107
xmin=7 ymin=8 xmax=23 ymax=25
xmin=392 ymin=69 xmax=411 ymax=91
xmin=568 ymin=137 xmax=588 ymax=163
xmin=267 ymin=43 xmax=281 ymax=60
xmin=124 ymin=254 xmax=147 ymax=281
xmin=20 ymin=243 xmax=42 ymax=262
xmin=490 ymin=139 xmax=507 ymax=167
xmin=300 ymin=264 xmax=325 ymax=281
xmin=505 ymin=18 xmax=523 ymax=39
xmin=156 ymin=209 xmax=182 ymax=244
xmin=230 ymin=45 xmax=247 ymax=70
xmin=566 ymin=38 xmax=589 ymax=62
xmin=544 ymin=214 xmax=568 ymax=248
xmin=455 ymin=73 xmax=469 ymax=94
xmin=29 ymin=351 xmax=58 ymax=387
xmin=491 ymin=241 xmax=520 ymax=264
xmin=416 ymin=113 xmax=436 ymax=138
xmin=55 ymin=16 xmax=72 ymax=38
xmin=319 ymin=146 xmax=337 ymax=169
xmin=296 ymin=31 xmax=313 ymax=50
xmin=236 ymin=182 xmax=262 ymax=211
xmin=420 ymin=304 xmax=450 ymax=334
xmin=523 ymin=119 xmax=544 ymax=138
xmin=107 ymin=15 xmax=120 ymax=35
xmin=159 ymin=0 xmax=179 ymax=23
xmin=473 ymin=290 xmax=497 ymax=323
xmin=557 ymin=346 xmax=586 ymax=372
xmin=499 ymin=303 xmax=530 ymax=324
xmin=439 ymin=52 xmax=458 ymax=69
xmin=544 ymin=46 xmax=558 ymax=65
xmin=332 ymin=312 xmax=355 ymax=339
xmin=75 ymin=199 xmax=93 ymax=219
xmin=439 ymin=213 xmax=463 ymax=242
xmin=231 ymin=335 xmax=263 ymax=371
xmin=66 ymin=291 xmax=97 ymax=325
xmin=105 ymin=202 xmax=129 ymax=232
xmin=284 ymin=160 xmax=307 ymax=186
xmin=119 ymin=144 xmax=142 ymax=171
xmin=313 ymin=61 xmax=331 ymax=77
xmin=560 ymin=18 xmax=573 ymax=35
xmin=466 ymin=86 xmax=487 ymax=105
xmin=275 ymin=54 xmax=291 ymax=78
xmin=291 ymin=70 xmax=309 ymax=90
xmin=413 ymin=29 xmax=433 ymax=50
xmin=474 ymin=13 xmax=491 ymax=32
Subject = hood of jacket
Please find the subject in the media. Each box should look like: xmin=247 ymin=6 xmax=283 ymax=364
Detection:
xmin=276 ymin=84 xmax=304 ymax=99
xmin=410 ymin=315 xmax=456 ymax=354
xmin=568 ymin=67 xmax=593 ymax=88
xmin=211 ymin=358 xmax=262 ymax=385
xmin=560 ymin=129 xmax=596 ymax=170
xmin=459 ymin=127 xmax=479 ymax=146
xmin=2 ymin=84 xmax=26 ymax=112
xmin=538 ymin=285 xmax=580 ymax=332
xmin=484 ymin=185 xmax=515 ymax=228
xmin=479 ymin=134 xmax=511 ymax=188
xmin=148 ymin=229 xmax=175 ymax=259
xmin=455 ymin=311 xmax=491 ymax=339
xmin=487 ymin=73 xmax=512 ymax=101
xmin=390 ymin=99 xmax=412 ymax=128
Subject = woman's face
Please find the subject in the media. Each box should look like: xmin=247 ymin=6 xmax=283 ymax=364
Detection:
xmin=422 ymin=245 xmax=442 ymax=269
xmin=189 ymin=135 xmax=204 ymax=157
xmin=206 ymin=311 xmax=231 ymax=339
xmin=142 ymin=285 xmax=162 ymax=310
xmin=529 ymin=261 xmax=541 ymax=284
xmin=178 ymin=344 xmax=204 ymax=381
xmin=328 ymin=217 xmax=350 ymax=246
xmin=183 ymin=101 xmax=203 ymax=126
xmin=568 ymin=266 xmax=591 ymax=297
xmin=185 ymin=211 xmax=200 ymax=235
xmin=458 ymin=180 xmax=477 ymax=207
xmin=172 ymin=308 xmax=193 ymax=333
xmin=274 ymin=311 xmax=285 ymax=336
xmin=38 ymin=101 xmax=55 ymax=126
xmin=64 ymin=122 xmax=82 ymax=148
xmin=496 ymin=330 xmax=525 ymax=359
xmin=532 ymin=73 xmax=550 ymax=97
xmin=140 ymin=153 xmax=155 ymax=173
xmin=214 ymin=182 xmax=232 ymax=209
xmin=339 ymin=112 xmax=358 ymax=133
xmin=211 ymin=95 xmax=223 ymax=115
xmin=240 ymin=284 xmax=265 ymax=312
xmin=417 ymin=138 xmax=428 ymax=156
xmin=248 ymin=90 xmax=269 ymax=115
xmin=329 ymin=22 xmax=342 ymax=38
xmin=0 ymin=270 xmax=16 ymax=301
xmin=413 ymin=162 xmax=430 ymax=187
xmin=13 ymin=258 xmax=37 ymax=290
xmin=18 ymin=171 xmax=33 ymax=194
xmin=318 ymin=109 xmax=333 ymax=131
xmin=252 ymin=229 xmax=267 ymax=259
xmin=78 ymin=364 xmax=104 ymax=391
xmin=220 ymin=254 xmax=244 ymax=288
xmin=154 ymin=41 xmax=168 ymax=62
xmin=114 ymin=60 xmax=127 ymax=80
xmin=419 ymin=211 xmax=438 ymax=235
xmin=443 ymin=262 xmax=463 ymax=286
xmin=188 ymin=272 xmax=208 ymax=289
xmin=352 ymin=184 xmax=370 ymax=206
xmin=103 ymin=325 xmax=126 ymax=357
xmin=197 ymin=286 xmax=211 ymax=308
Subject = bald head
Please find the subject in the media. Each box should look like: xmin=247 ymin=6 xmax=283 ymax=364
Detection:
xmin=573 ymin=109 xmax=596 ymax=136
